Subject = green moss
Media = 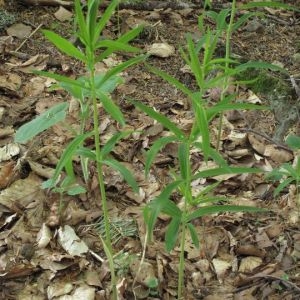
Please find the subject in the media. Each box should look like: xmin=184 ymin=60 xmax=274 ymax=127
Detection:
xmin=0 ymin=10 xmax=15 ymax=30
xmin=235 ymin=69 xmax=292 ymax=96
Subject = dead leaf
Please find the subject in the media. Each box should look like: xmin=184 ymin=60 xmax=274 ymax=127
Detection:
xmin=239 ymin=256 xmax=263 ymax=273
xmin=54 ymin=6 xmax=73 ymax=22
xmin=57 ymin=225 xmax=89 ymax=256
xmin=147 ymin=43 xmax=175 ymax=58
xmin=7 ymin=23 xmax=32 ymax=39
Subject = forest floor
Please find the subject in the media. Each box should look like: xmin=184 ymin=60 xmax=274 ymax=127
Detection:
xmin=0 ymin=0 xmax=300 ymax=299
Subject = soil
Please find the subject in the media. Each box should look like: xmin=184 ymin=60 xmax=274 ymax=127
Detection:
xmin=0 ymin=0 xmax=300 ymax=299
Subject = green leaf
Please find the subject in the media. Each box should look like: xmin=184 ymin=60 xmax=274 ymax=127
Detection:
xmin=193 ymin=101 xmax=210 ymax=161
xmin=98 ymin=26 xmax=144 ymax=60
xmin=273 ymin=177 xmax=294 ymax=196
xmin=95 ymin=40 xmax=140 ymax=53
xmin=131 ymin=100 xmax=185 ymax=140
xmin=165 ymin=217 xmax=181 ymax=252
xmin=15 ymin=102 xmax=68 ymax=143
xmin=43 ymin=30 xmax=86 ymax=62
xmin=178 ymin=143 xmax=189 ymax=180
xmin=161 ymin=199 xmax=182 ymax=218
xmin=43 ymin=131 xmax=93 ymax=189
xmin=235 ymin=61 xmax=288 ymax=74
xmin=192 ymin=166 xmax=262 ymax=181
xmin=87 ymin=0 xmax=99 ymax=45
xmin=186 ymin=34 xmax=204 ymax=88
xmin=96 ymin=55 xmax=146 ymax=85
xmin=286 ymin=135 xmax=300 ymax=150
xmin=67 ymin=184 xmax=87 ymax=195
xmin=75 ymin=0 xmax=89 ymax=45
xmin=146 ymin=64 xmax=193 ymax=98
xmin=103 ymin=158 xmax=139 ymax=192
xmin=186 ymin=205 xmax=266 ymax=222
xmin=93 ymin=0 xmax=119 ymax=46
xmin=207 ymin=103 xmax=269 ymax=118
xmin=240 ymin=2 xmax=300 ymax=12
xmin=97 ymin=91 xmax=125 ymax=126
xmin=145 ymin=136 xmax=178 ymax=176
xmin=233 ymin=12 xmax=258 ymax=31
xmin=187 ymin=223 xmax=199 ymax=248
xmin=34 ymin=71 xmax=85 ymax=89
xmin=101 ymin=131 xmax=131 ymax=157
xmin=94 ymin=73 xmax=123 ymax=93
xmin=144 ymin=180 xmax=182 ymax=242
xmin=76 ymin=147 xmax=96 ymax=160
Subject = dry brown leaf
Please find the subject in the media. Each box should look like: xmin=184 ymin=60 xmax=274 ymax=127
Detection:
xmin=239 ymin=256 xmax=263 ymax=273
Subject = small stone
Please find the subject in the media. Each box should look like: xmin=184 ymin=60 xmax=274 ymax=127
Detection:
xmin=293 ymin=53 xmax=300 ymax=65
xmin=244 ymin=20 xmax=264 ymax=33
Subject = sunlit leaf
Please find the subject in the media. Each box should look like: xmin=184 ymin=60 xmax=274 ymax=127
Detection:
xmin=15 ymin=102 xmax=68 ymax=143
xmin=43 ymin=30 xmax=86 ymax=62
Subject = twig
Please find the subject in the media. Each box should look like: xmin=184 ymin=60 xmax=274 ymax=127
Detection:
xmin=290 ymin=75 xmax=300 ymax=100
xmin=239 ymin=128 xmax=292 ymax=152
xmin=15 ymin=23 xmax=43 ymax=52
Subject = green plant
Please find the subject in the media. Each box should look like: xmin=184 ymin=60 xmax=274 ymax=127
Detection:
xmin=15 ymin=0 xmax=144 ymax=298
xmin=131 ymin=1 xmax=292 ymax=298
xmin=266 ymin=135 xmax=300 ymax=201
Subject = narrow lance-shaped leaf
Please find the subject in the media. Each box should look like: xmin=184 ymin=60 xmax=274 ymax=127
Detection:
xmin=192 ymin=166 xmax=263 ymax=181
xmin=161 ymin=199 xmax=182 ymax=219
xmin=75 ymin=0 xmax=89 ymax=45
xmin=42 ymin=131 xmax=94 ymax=189
xmin=144 ymin=180 xmax=182 ymax=242
xmin=97 ymin=91 xmax=125 ymax=126
xmin=146 ymin=63 xmax=193 ymax=98
xmin=186 ymin=205 xmax=266 ymax=223
xmin=193 ymin=101 xmax=210 ymax=162
xmin=145 ymin=136 xmax=178 ymax=176
xmin=95 ymin=40 xmax=140 ymax=53
xmin=76 ymin=147 xmax=96 ymax=160
xmin=43 ymin=30 xmax=86 ymax=62
xmin=15 ymin=102 xmax=68 ymax=143
xmin=96 ymin=55 xmax=146 ymax=85
xmin=240 ymin=2 xmax=299 ymax=12
xmin=131 ymin=100 xmax=186 ymax=140
xmin=187 ymin=223 xmax=199 ymax=248
xmin=274 ymin=177 xmax=294 ymax=197
xmin=165 ymin=217 xmax=181 ymax=252
xmin=87 ymin=0 xmax=99 ymax=45
xmin=186 ymin=34 xmax=204 ymax=87
xmin=93 ymin=0 xmax=119 ymax=46
xmin=34 ymin=70 xmax=86 ymax=89
xmin=98 ymin=26 xmax=144 ymax=61
xmin=178 ymin=143 xmax=189 ymax=181
xmin=101 ymin=131 xmax=131 ymax=158
xmin=103 ymin=158 xmax=139 ymax=193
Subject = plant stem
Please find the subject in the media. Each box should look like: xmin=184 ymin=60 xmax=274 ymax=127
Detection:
xmin=178 ymin=218 xmax=187 ymax=299
xmin=178 ymin=142 xmax=193 ymax=299
xmin=216 ymin=0 xmax=237 ymax=152
xmin=90 ymin=64 xmax=117 ymax=299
